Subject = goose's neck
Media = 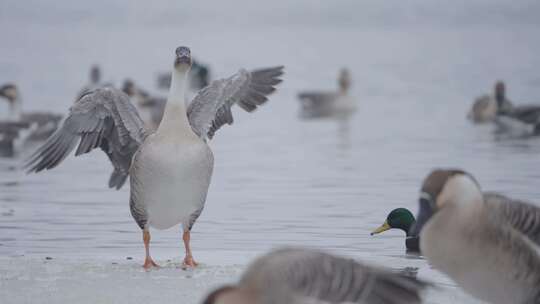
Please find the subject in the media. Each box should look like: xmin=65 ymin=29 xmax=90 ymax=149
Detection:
xmin=156 ymin=69 xmax=192 ymax=135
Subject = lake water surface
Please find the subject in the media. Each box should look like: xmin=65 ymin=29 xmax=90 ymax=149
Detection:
xmin=1 ymin=1 xmax=540 ymax=303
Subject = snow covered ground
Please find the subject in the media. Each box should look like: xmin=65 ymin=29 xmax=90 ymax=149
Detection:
xmin=0 ymin=256 xmax=242 ymax=304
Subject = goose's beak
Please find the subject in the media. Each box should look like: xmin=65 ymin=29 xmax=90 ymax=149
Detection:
xmin=370 ymin=221 xmax=391 ymax=235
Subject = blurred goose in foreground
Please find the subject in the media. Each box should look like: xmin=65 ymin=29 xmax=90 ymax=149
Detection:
xmin=202 ymin=247 xmax=427 ymax=304
xmin=26 ymin=46 xmax=284 ymax=269
xmin=371 ymin=208 xmax=420 ymax=252
xmin=298 ymin=68 xmax=356 ymax=119
xmin=0 ymin=84 xmax=62 ymax=141
xmin=410 ymin=169 xmax=540 ymax=304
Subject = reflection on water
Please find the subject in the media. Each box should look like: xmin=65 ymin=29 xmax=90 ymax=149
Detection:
xmin=336 ymin=117 xmax=353 ymax=151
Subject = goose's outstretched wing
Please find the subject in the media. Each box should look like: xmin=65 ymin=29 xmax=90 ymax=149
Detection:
xmin=187 ymin=66 xmax=283 ymax=140
xmin=241 ymin=247 xmax=428 ymax=304
xmin=25 ymin=87 xmax=148 ymax=189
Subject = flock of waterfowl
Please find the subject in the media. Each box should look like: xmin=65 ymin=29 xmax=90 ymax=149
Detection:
xmin=2 ymin=46 xmax=539 ymax=304
xmin=0 ymin=57 xmax=211 ymax=157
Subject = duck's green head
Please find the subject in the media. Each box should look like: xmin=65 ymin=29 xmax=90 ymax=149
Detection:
xmin=371 ymin=208 xmax=416 ymax=236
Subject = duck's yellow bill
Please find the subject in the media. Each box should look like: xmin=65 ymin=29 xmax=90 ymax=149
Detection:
xmin=370 ymin=221 xmax=391 ymax=235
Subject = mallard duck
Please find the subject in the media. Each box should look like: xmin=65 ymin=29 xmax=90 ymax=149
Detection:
xmin=410 ymin=169 xmax=540 ymax=304
xmin=202 ymin=247 xmax=427 ymax=304
xmin=370 ymin=208 xmax=420 ymax=252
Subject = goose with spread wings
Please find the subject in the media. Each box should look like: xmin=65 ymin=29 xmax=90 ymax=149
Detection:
xmin=26 ymin=46 xmax=284 ymax=269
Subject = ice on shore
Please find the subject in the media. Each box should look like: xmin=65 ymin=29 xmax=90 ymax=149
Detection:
xmin=0 ymin=251 xmax=484 ymax=304
xmin=0 ymin=256 xmax=244 ymax=304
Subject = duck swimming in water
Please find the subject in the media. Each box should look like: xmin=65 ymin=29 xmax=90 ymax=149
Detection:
xmin=370 ymin=208 xmax=420 ymax=252
xmin=469 ymin=81 xmax=540 ymax=136
xmin=468 ymin=81 xmax=514 ymax=123
xmin=298 ymin=68 xmax=356 ymax=119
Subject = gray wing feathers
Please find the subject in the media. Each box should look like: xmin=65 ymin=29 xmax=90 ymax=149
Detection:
xmin=241 ymin=247 xmax=426 ymax=304
xmin=129 ymin=161 xmax=147 ymax=229
xmin=207 ymin=106 xmax=234 ymax=139
xmin=25 ymin=88 xmax=147 ymax=189
xmin=235 ymin=66 xmax=283 ymax=112
xmin=186 ymin=204 xmax=205 ymax=231
xmin=187 ymin=66 xmax=283 ymax=139
xmin=109 ymin=168 xmax=128 ymax=189
xmin=485 ymin=192 xmax=540 ymax=247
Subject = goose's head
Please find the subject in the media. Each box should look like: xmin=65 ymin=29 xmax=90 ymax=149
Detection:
xmin=371 ymin=208 xmax=416 ymax=236
xmin=174 ymin=46 xmax=192 ymax=72
xmin=202 ymin=285 xmax=256 ymax=304
xmin=0 ymin=83 xmax=19 ymax=103
xmin=409 ymin=169 xmax=482 ymax=237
